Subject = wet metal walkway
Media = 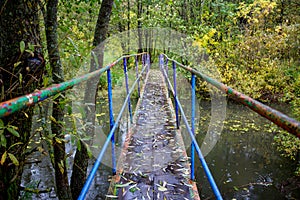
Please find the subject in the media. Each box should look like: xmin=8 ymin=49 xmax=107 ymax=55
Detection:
xmin=108 ymin=69 xmax=200 ymax=199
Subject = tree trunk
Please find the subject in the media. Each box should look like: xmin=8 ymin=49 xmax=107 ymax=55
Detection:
xmin=137 ymin=0 xmax=143 ymax=53
xmin=182 ymin=0 xmax=188 ymax=23
xmin=127 ymin=0 xmax=130 ymax=53
xmin=44 ymin=0 xmax=72 ymax=199
xmin=70 ymin=0 xmax=114 ymax=199
xmin=0 ymin=0 xmax=44 ymax=199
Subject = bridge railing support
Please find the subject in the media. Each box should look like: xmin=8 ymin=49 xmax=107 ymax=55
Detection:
xmin=135 ymin=56 xmax=141 ymax=98
xmin=172 ymin=61 xmax=180 ymax=129
xmin=123 ymin=57 xmax=133 ymax=124
xmin=147 ymin=53 xmax=151 ymax=71
xmin=160 ymin=54 xmax=300 ymax=137
xmin=78 ymin=53 xmax=150 ymax=199
xmin=107 ymin=69 xmax=116 ymax=175
xmin=191 ymin=73 xmax=196 ymax=181
xmin=165 ymin=58 xmax=170 ymax=98
xmin=160 ymin=52 xmax=300 ymax=199
xmin=160 ymin=54 xmax=197 ymax=181
xmin=160 ymin=54 xmax=223 ymax=200
xmin=0 ymin=52 xmax=150 ymax=199
xmin=160 ymin=55 xmax=170 ymax=99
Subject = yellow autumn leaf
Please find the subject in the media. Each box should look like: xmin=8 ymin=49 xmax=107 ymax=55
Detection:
xmin=55 ymin=137 xmax=62 ymax=144
xmin=58 ymin=161 xmax=64 ymax=174
xmin=8 ymin=153 xmax=19 ymax=166
xmin=50 ymin=116 xmax=57 ymax=123
xmin=1 ymin=151 xmax=7 ymax=165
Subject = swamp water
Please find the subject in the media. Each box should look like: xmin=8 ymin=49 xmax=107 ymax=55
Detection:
xmin=193 ymin=101 xmax=299 ymax=200
xmin=20 ymin=69 xmax=299 ymax=200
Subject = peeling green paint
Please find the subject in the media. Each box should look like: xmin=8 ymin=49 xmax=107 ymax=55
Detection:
xmin=0 ymin=53 xmax=147 ymax=118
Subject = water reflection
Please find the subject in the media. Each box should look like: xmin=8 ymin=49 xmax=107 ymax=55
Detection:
xmin=194 ymin=101 xmax=299 ymax=200
xmin=20 ymin=77 xmax=299 ymax=199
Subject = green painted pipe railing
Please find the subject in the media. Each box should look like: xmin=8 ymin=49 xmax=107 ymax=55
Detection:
xmin=0 ymin=53 xmax=148 ymax=118
xmin=161 ymin=54 xmax=300 ymax=138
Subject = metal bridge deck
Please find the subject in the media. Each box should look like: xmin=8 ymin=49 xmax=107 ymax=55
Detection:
xmin=108 ymin=69 xmax=200 ymax=199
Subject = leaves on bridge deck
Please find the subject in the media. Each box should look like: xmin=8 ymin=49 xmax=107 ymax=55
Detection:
xmin=107 ymin=70 xmax=199 ymax=200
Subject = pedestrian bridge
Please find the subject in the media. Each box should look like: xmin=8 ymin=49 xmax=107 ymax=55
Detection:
xmin=0 ymin=53 xmax=299 ymax=200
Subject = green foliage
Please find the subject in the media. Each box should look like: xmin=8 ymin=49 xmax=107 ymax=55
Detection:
xmin=209 ymin=0 xmax=299 ymax=103
xmin=0 ymin=119 xmax=21 ymax=148
xmin=274 ymin=131 xmax=300 ymax=176
xmin=196 ymin=1 xmax=300 ymax=175
xmin=34 ymin=0 xmax=300 ymax=182
xmin=57 ymin=0 xmax=100 ymax=79
xmin=274 ymin=132 xmax=300 ymax=161
xmin=0 ymin=119 xmax=22 ymax=169
xmin=19 ymin=41 xmax=25 ymax=54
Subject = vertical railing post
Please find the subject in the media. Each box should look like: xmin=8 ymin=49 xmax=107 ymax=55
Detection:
xmin=158 ymin=54 xmax=161 ymax=70
xmin=135 ymin=55 xmax=140 ymax=98
xmin=191 ymin=73 xmax=196 ymax=180
xmin=141 ymin=54 xmax=144 ymax=80
xmin=147 ymin=53 xmax=150 ymax=72
xmin=160 ymin=54 xmax=165 ymax=71
xmin=144 ymin=54 xmax=147 ymax=73
xmin=173 ymin=61 xmax=180 ymax=129
xmin=165 ymin=57 xmax=169 ymax=98
xmin=123 ymin=57 xmax=133 ymax=123
xmin=107 ymin=69 xmax=116 ymax=175
xmin=165 ymin=57 xmax=168 ymax=75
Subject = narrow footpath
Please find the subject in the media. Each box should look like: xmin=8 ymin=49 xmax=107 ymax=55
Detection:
xmin=108 ymin=69 xmax=200 ymax=200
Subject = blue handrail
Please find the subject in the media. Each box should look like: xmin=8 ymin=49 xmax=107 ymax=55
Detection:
xmin=172 ymin=61 xmax=180 ymax=129
xmin=123 ymin=58 xmax=133 ymax=123
xmin=2 ymin=49 xmax=299 ymax=200
xmin=160 ymin=52 xmax=300 ymax=199
xmin=191 ymin=73 xmax=196 ymax=181
xmin=107 ymin=69 xmax=116 ymax=174
xmin=78 ymin=56 xmax=149 ymax=199
xmin=160 ymin=56 xmax=223 ymax=200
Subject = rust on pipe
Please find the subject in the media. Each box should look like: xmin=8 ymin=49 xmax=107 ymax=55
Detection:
xmin=0 ymin=53 xmax=148 ymax=118
xmin=162 ymin=54 xmax=300 ymax=138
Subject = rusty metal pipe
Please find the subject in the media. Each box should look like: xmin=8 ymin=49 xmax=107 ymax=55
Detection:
xmin=162 ymin=54 xmax=300 ymax=138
